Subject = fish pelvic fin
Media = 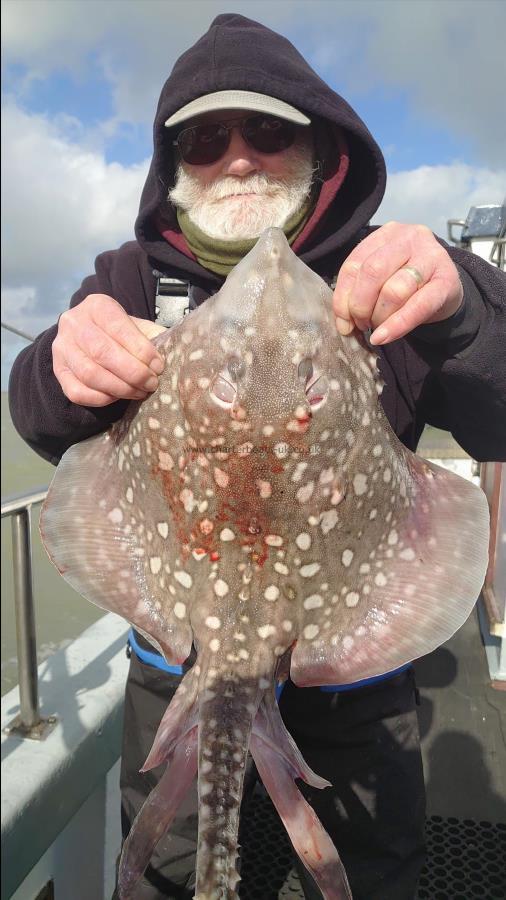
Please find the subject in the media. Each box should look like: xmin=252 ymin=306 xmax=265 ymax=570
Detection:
xmin=251 ymin=694 xmax=353 ymax=900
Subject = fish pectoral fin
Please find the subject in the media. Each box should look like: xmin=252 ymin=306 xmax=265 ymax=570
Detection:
xmin=250 ymin=730 xmax=352 ymax=900
xmin=40 ymin=430 xmax=193 ymax=665
xmin=291 ymin=456 xmax=490 ymax=687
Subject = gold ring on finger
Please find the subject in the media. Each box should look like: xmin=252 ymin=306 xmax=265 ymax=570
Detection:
xmin=400 ymin=265 xmax=424 ymax=288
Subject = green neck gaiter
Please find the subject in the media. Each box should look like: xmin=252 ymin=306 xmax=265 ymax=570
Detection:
xmin=177 ymin=192 xmax=315 ymax=276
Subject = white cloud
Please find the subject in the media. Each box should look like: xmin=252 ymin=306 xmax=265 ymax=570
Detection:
xmin=375 ymin=163 xmax=506 ymax=240
xmin=3 ymin=1 xmax=505 ymax=165
xmin=358 ymin=0 xmax=506 ymax=167
xmin=1 ymin=100 xmax=148 ymax=387
xmin=1 ymin=101 xmax=147 ymax=293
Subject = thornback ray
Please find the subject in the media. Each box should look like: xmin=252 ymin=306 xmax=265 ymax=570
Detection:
xmin=40 ymin=227 xmax=490 ymax=899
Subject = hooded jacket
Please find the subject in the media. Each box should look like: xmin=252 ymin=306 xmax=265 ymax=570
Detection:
xmin=8 ymin=13 xmax=506 ymax=466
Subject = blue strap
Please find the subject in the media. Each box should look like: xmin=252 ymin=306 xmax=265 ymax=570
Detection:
xmin=316 ymin=663 xmax=411 ymax=692
xmin=128 ymin=629 xmax=185 ymax=675
xmin=128 ymin=629 xmax=410 ymax=692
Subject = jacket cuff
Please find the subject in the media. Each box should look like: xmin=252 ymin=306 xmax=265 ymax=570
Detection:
xmin=409 ymin=265 xmax=486 ymax=358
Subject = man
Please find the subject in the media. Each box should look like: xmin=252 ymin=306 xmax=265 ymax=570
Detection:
xmin=9 ymin=13 xmax=506 ymax=900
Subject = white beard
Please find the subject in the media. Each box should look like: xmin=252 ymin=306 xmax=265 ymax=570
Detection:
xmin=168 ymin=141 xmax=316 ymax=241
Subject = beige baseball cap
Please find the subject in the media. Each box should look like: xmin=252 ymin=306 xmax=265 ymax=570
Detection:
xmin=165 ymin=90 xmax=311 ymax=128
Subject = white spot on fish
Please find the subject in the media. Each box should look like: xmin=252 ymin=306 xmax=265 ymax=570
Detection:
xmin=265 ymin=534 xmax=283 ymax=547
xmin=214 ymin=580 xmax=229 ymax=597
xmin=292 ymin=462 xmax=308 ymax=482
xmin=303 ymin=624 xmax=319 ymax=640
xmin=220 ymin=528 xmax=235 ymax=542
xmin=206 ymin=616 xmax=221 ymax=630
xmin=264 ymin=585 xmax=279 ymax=601
xmin=214 ymin=468 xmax=229 ymax=488
xmin=400 ymin=547 xmax=416 ymax=561
xmin=174 ymin=602 xmax=186 ymax=619
xmin=256 ymin=479 xmax=272 ymax=498
xmin=108 ymin=507 xmax=123 ymax=524
xmin=296 ymin=482 xmax=314 ymax=503
xmin=157 ymin=522 xmax=169 ymax=539
xmin=320 ymin=509 xmax=338 ymax=534
xmin=174 ymin=571 xmax=192 ymax=589
xmin=209 ymin=638 xmax=220 ymax=652
xmin=150 ymin=557 xmax=162 ymax=575
xmin=274 ymin=442 xmax=289 ymax=458
xmin=258 ymin=625 xmax=276 ymax=639
xmin=158 ymin=451 xmax=174 ymax=471
xmin=300 ymin=562 xmax=321 ymax=578
xmin=304 ymin=594 xmax=323 ymax=610
xmin=345 ymin=592 xmax=360 ymax=607
xmin=342 ymin=549 xmax=354 ymax=567
xmin=296 ymin=533 xmax=311 ymax=550
xmin=180 ymin=488 xmax=197 ymax=513
xmin=353 ymin=473 xmax=368 ymax=496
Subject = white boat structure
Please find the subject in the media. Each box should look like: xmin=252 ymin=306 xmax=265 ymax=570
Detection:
xmin=1 ymin=207 xmax=505 ymax=900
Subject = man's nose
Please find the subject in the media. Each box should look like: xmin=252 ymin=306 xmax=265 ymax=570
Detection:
xmin=222 ymin=125 xmax=261 ymax=176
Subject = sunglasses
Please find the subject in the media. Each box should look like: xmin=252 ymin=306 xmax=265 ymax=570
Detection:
xmin=172 ymin=114 xmax=299 ymax=166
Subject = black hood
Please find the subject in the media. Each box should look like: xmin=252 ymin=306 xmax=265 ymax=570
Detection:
xmin=135 ymin=13 xmax=386 ymax=283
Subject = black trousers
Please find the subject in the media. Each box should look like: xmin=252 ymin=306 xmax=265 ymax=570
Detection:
xmin=115 ymin=651 xmax=426 ymax=900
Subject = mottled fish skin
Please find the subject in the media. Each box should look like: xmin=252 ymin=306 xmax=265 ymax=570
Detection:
xmin=40 ymin=228 xmax=490 ymax=900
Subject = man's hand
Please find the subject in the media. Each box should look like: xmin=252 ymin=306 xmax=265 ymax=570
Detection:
xmin=333 ymin=222 xmax=464 ymax=345
xmin=52 ymin=294 xmax=166 ymax=406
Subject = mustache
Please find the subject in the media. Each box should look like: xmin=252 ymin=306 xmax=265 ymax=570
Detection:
xmin=202 ymin=175 xmax=288 ymax=201
xmin=169 ymin=142 xmax=317 ymax=211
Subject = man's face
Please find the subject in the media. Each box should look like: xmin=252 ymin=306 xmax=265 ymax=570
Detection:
xmin=168 ymin=108 xmax=315 ymax=241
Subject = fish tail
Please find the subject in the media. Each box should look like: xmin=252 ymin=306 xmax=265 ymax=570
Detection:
xmin=194 ymin=675 xmax=262 ymax=899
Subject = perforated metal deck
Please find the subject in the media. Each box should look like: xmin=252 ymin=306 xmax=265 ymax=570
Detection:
xmin=238 ymin=793 xmax=506 ymax=899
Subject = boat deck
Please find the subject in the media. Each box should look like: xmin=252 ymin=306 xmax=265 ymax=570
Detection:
xmin=237 ymin=607 xmax=506 ymax=899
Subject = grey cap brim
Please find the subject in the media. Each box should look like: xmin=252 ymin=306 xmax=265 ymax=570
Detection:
xmin=165 ymin=90 xmax=310 ymax=128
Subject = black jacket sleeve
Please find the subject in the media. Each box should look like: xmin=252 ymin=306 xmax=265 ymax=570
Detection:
xmin=408 ymin=245 xmax=506 ymax=462
xmin=8 ymin=243 xmax=157 ymax=465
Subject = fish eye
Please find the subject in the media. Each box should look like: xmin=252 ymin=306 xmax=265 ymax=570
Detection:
xmin=306 ymin=374 xmax=329 ymax=409
xmin=298 ymin=358 xmax=313 ymax=383
xmin=210 ymin=372 xmax=236 ymax=407
xmin=227 ymin=356 xmax=244 ymax=380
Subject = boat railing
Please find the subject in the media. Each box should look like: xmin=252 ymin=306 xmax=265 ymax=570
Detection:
xmin=1 ymin=486 xmax=52 ymax=738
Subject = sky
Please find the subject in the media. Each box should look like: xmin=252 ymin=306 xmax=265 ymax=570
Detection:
xmin=2 ymin=0 xmax=505 ymax=389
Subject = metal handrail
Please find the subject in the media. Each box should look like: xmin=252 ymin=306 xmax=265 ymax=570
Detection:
xmin=2 ymin=486 xmax=49 ymax=734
